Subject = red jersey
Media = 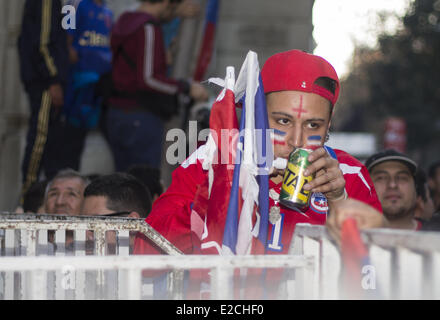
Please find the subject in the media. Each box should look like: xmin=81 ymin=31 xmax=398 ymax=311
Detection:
xmin=133 ymin=146 xmax=382 ymax=255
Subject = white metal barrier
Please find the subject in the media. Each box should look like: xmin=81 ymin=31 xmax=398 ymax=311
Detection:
xmin=0 ymin=213 xmax=182 ymax=256
xmin=291 ymin=223 xmax=440 ymax=300
xmin=0 ymin=254 xmax=315 ymax=300
xmin=0 ymin=213 xmax=185 ymax=299
xmin=0 ymin=213 xmax=316 ymax=300
xmin=2 ymin=214 xmax=439 ymax=300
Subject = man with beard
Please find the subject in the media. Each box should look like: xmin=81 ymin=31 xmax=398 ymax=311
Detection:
xmin=366 ymin=149 xmax=421 ymax=230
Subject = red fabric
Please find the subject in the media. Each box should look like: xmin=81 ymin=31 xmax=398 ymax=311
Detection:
xmin=340 ymin=218 xmax=369 ymax=298
xmin=133 ymin=148 xmax=381 ymax=255
xmin=133 ymin=147 xmax=382 ymax=298
xmin=193 ymin=22 xmax=216 ymax=82
xmin=196 ymin=89 xmax=240 ymax=254
xmin=133 ymin=159 xmax=206 ymax=255
xmin=261 ymin=50 xmax=340 ymax=106
xmin=335 ymin=150 xmax=383 ymax=213
xmin=109 ymin=12 xmax=184 ymax=108
xmin=341 ymin=218 xmax=368 ymax=274
xmin=415 ymin=219 xmax=423 ymax=231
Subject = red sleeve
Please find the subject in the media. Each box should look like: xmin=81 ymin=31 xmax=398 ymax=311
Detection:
xmin=135 ymin=23 xmax=186 ymax=95
xmin=133 ymin=152 xmax=207 ymax=255
xmin=335 ymin=150 xmax=383 ymax=213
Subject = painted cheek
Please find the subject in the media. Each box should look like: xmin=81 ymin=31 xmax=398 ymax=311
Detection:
xmin=304 ymin=134 xmax=323 ymax=148
xmin=271 ymin=128 xmax=287 ymax=146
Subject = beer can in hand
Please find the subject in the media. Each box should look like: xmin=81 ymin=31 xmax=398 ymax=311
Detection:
xmin=279 ymin=148 xmax=314 ymax=209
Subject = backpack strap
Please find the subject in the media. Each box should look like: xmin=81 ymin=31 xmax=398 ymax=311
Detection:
xmin=114 ymin=46 xmax=136 ymax=70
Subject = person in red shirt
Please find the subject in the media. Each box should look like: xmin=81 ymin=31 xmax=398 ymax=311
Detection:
xmin=134 ymin=49 xmax=382 ymax=257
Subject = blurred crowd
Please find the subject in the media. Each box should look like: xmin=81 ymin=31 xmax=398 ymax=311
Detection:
xmin=11 ymin=0 xmax=440 ymax=245
xmin=16 ymin=0 xmax=208 ymax=213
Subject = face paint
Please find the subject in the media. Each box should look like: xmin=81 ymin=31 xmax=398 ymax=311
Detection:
xmin=271 ymin=128 xmax=287 ymax=146
xmin=306 ymin=135 xmax=322 ymax=147
xmin=291 ymin=95 xmax=308 ymax=119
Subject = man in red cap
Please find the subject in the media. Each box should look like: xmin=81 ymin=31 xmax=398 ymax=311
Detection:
xmin=134 ymin=49 xmax=382 ymax=256
xmin=133 ymin=49 xmax=383 ymax=298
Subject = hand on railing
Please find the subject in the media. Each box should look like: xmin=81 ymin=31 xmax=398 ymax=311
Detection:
xmin=326 ymin=198 xmax=386 ymax=246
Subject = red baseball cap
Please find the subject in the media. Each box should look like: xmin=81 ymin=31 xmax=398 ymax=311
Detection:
xmin=261 ymin=50 xmax=340 ymax=107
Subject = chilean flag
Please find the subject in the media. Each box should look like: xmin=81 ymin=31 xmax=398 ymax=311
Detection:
xmin=221 ymin=67 xmax=272 ymax=255
xmin=193 ymin=0 xmax=220 ymax=82
xmin=191 ymin=51 xmax=272 ymax=256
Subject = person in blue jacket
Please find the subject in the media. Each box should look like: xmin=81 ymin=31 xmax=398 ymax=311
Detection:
xmin=63 ymin=0 xmax=114 ymax=170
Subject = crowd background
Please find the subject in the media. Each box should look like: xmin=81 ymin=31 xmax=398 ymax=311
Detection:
xmin=0 ymin=0 xmax=439 ymax=229
xmin=0 ymin=0 xmax=318 ymax=211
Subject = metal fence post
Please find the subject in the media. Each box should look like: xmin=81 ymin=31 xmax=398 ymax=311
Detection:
xmin=74 ymin=230 xmax=86 ymax=299
xmin=320 ymin=238 xmax=340 ymax=299
xmin=211 ymin=265 xmax=233 ymax=300
xmin=168 ymin=270 xmax=185 ymax=300
xmin=368 ymin=244 xmax=392 ymax=299
xmin=397 ymin=247 xmax=423 ymax=300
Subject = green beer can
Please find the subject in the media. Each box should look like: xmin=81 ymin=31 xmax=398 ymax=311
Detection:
xmin=279 ymin=148 xmax=314 ymax=209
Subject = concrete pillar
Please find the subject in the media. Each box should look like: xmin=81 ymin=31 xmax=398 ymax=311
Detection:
xmin=213 ymin=0 xmax=315 ymax=79
xmin=0 ymin=0 xmax=28 ymax=211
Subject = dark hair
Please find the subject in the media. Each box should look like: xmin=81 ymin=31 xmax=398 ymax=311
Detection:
xmin=126 ymin=164 xmax=163 ymax=198
xmin=84 ymin=172 xmax=152 ymax=218
xmin=86 ymin=173 xmax=101 ymax=182
xmin=428 ymin=160 xmax=440 ymax=179
xmin=314 ymin=76 xmax=337 ymax=110
xmin=23 ymin=180 xmax=48 ymax=213
xmin=415 ymin=169 xmax=428 ymax=202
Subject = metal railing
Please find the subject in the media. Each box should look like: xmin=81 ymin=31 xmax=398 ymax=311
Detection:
xmin=0 ymin=213 xmax=185 ymax=299
xmin=0 ymin=254 xmax=314 ymax=300
xmin=291 ymin=223 xmax=440 ymax=300
xmin=0 ymin=213 xmax=316 ymax=300
xmin=3 ymin=214 xmax=439 ymax=300
xmin=0 ymin=213 xmax=182 ymax=256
